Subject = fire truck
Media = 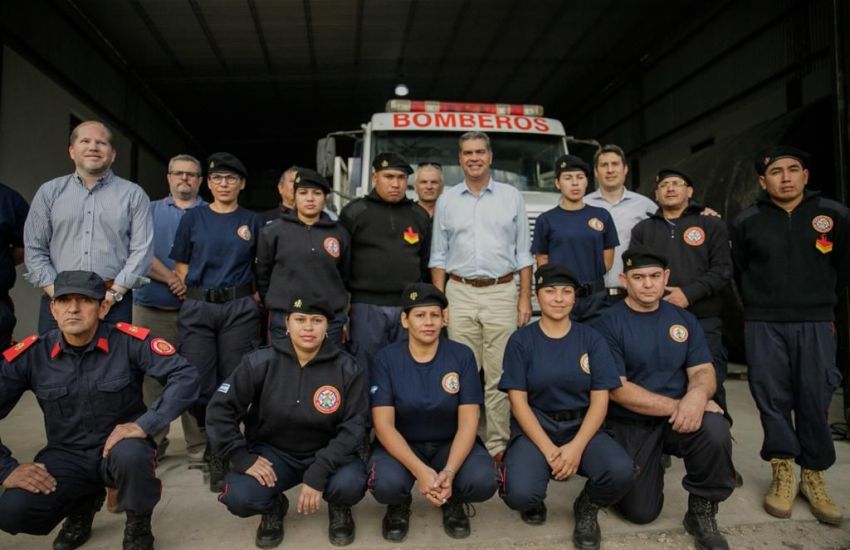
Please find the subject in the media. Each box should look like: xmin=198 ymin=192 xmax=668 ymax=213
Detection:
xmin=316 ymin=99 xmax=597 ymax=235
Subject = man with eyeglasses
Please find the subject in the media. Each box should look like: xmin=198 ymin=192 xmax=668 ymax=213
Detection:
xmin=414 ymin=162 xmax=444 ymax=217
xmin=131 ymin=154 xmax=207 ymax=468
xmin=630 ymin=169 xmax=734 ymax=427
xmin=24 ymin=121 xmax=153 ymax=333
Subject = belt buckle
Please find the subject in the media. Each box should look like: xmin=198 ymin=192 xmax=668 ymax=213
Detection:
xmin=209 ymin=288 xmax=223 ymax=303
xmin=607 ymin=288 xmax=621 ymax=296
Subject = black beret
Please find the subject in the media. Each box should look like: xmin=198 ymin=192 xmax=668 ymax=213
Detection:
xmin=622 ymin=245 xmax=669 ymax=271
xmin=402 ymin=283 xmax=448 ymax=312
xmin=554 ymin=154 xmax=591 ymax=179
xmin=293 ymin=167 xmax=331 ymax=194
xmin=207 ymin=152 xmax=247 ymax=178
xmin=288 ymin=294 xmax=333 ymax=320
xmin=755 ymin=146 xmax=809 ymax=176
xmin=53 ymin=270 xmax=106 ymax=300
xmin=372 ymin=152 xmax=413 ymax=175
xmin=656 ymin=168 xmax=694 ymax=187
xmin=535 ymin=263 xmax=579 ymax=290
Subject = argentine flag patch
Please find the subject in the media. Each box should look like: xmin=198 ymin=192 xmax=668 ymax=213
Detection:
xmin=370 ymin=385 xmax=378 ymax=395
xmin=217 ymin=383 xmax=231 ymax=394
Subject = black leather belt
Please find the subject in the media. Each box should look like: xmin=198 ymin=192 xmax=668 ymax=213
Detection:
xmin=544 ymin=408 xmax=588 ymax=422
xmin=449 ymin=273 xmax=514 ymax=287
xmin=578 ymin=279 xmax=606 ymax=298
xmin=186 ymin=284 xmax=253 ymax=304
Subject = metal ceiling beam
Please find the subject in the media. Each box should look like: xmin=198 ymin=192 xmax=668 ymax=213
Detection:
xmin=424 ymin=0 xmax=470 ymax=98
xmin=188 ymin=0 xmax=229 ymax=74
xmin=129 ymin=0 xmax=188 ymax=76
xmin=247 ymin=0 xmax=273 ymax=71
xmin=458 ymin=0 xmax=521 ymax=100
xmin=393 ymin=0 xmax=418 ymax=84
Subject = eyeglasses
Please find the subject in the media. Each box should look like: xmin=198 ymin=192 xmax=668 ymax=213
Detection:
xmin=209 ymin=174 xmax=241 ymax=185
xmin=168 ymin=170 xmax=201 ymax=179
xmin=657 ymin=180 xmax=689 ymax=190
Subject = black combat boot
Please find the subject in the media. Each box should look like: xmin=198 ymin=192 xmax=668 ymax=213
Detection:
xmin=327 ymin=503 xmax=355 ymax=546
xmin=208 ymin=453 xmax=226 ymax=493
xmin=381 ymin=496 xmax=411 ymax=542
xmin=572 ymin=489 xmax=601 ymax=550
xmin=122 ymin=511 xmax=154 ymax=550
xmin=520 ymin=502 xmax=547 ymax=525
xmin=442 ymin=497 xmax=472 ymax=539
xmin=53 ymin=490 xmax=105 ymax=550
xmin=255 ymin=493 xmax=288 ymax=549
xmin=683 ymin=494 xmax=729 ymax=550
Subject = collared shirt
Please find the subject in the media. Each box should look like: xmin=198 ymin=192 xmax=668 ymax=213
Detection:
xmin=585 ymin=188 xmax=656 ymax=288
xmin=429 ymin=179 xmax=533 ymax=278
xmin=23 ymin=171 xmax=154 ymax=290
xmin=134 ymin=195 xmax=206 ymax=309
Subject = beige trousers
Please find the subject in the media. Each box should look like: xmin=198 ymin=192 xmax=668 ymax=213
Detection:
xmin=445 ymin=279 xmax=517 ymax=455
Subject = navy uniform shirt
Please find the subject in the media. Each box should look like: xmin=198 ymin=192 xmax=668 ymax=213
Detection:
xmin=370 ymin=338 xmax=483 ymax=443
xmin=170 ymin=205 xmax=263 ymax=289
xmin=0 ymin=322 xmax=199 ymax=481
xmin=206 ymin=338 xmax=366 ymax=491
xmin=591 ymin=300 xmax=711 ymax=421
xmin=532 ymin=205 xmax=619 ymax=284
xmin=500 ymin=321 xmax=620 ymax=413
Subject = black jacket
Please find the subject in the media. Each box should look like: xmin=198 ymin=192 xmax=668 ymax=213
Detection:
xmin=630 ymin=204 xmax=732 ymax=318
xmin=256 ymin=211 xmax=351 ymax=314
xmin=339 ymin=189 xmax=431 ymax=305
xmin=731 ymin=190 xmax=850 ymax=321
xmin=205 ymin=338 xmax=367 ymax=491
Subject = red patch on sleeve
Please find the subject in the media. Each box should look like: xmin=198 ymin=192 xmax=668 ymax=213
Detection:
xmin=150 ymin=338 xmax=176 ymax=356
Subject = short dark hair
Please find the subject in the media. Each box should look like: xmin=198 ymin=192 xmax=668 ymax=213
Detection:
xmin=593 ymin=144 xmax=626 ymax=168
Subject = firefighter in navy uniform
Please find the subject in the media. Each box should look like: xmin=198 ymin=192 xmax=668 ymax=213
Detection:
xmin=206 ymin=295 xmax=367 ymax=548
xmin=499 ymin=264 xmax=635 ymax=550
xmin=592 ymin=247 xmax=735 ymax=550
xmin=0 ymin=270 xmax=198 ymax=550
xmin=630 ymin=169 xmax=733 ymax=422
xmin=731 ymin=146 xmax=850 ymax=526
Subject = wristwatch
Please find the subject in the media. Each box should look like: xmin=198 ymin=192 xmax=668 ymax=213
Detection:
xmin=108 ymin=289 xmax=124 ymax=303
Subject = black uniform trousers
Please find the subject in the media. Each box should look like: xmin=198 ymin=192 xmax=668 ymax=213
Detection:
xmin=606 ymin=413 xmax=735 ymax=525
xmin=0 ymin=294 xmax=15 ymax=349
xmin=0 ymin=439 xmax=159 ymax=535
xmin=744 ymin=321 xmax=841 ymax=470
xmin=178 ymin=296 xmax=261 ymax=424
xmin=219 ymin=442 xmax=366 ymax=517
xmin=368 ymin=439 xmax=498 ymax=505
xmin=699 ymin=316 xmax=731 ymax=424
xmin=500 ymin=413 xmax=636 ymax=511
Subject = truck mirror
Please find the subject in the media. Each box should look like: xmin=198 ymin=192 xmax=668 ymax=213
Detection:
xmin=317 ymin=137 xmax=336 ymax=177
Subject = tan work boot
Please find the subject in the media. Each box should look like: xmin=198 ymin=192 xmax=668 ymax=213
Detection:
xmin=800 ymin=468 xmax=843 ymax=525
xmin=763 ymin=458 xmax=796 ymax=518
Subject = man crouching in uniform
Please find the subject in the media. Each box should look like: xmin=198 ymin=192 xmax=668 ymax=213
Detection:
xmin=0 ymin=270 xmax=199 ymax=550
xmin=592 ymin=246 xmax=735 ymax=550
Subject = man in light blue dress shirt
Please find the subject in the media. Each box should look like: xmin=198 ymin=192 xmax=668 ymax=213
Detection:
xmin=23 ymin=121 xmax=153 ymax=333
xmin=430 ymin=131 xmax=534 ymax=461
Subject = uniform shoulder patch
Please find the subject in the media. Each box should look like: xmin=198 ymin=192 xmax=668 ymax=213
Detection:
xmin=115 ymin=322 xmax=151 ymax=340
xmin=3 ymin=335 xmax=38 ymax=363
xmin=150 ymin=338 xmax=176 ymax=356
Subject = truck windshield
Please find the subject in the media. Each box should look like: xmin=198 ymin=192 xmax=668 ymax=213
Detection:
xmin=373 ymin=131 xmax=565 ymax=192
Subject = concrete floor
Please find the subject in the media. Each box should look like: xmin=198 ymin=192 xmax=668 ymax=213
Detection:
xmin=1 ymin=375 xmax=849 ymax=549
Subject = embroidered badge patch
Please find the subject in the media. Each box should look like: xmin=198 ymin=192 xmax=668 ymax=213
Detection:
xmin=217 ymin=383 xmax=230 ymax=394
xmin=579 ymin=353 xmax=591 ymax=374
xmin=323 ymin=237 xmax=340 ymax=258
xmin=150 ymin=338 xmax=176 ymax=356
xmin=313 ymin=385 xmax=341 ymax=414
xmin=587 ymin=217 xmax=605 ymax=232
xmin=236 ymin=224 xmax=252 ymax=241
xmin=441 ymin=372 xmax=460 ymax=394
xmin=683 ymin=227 xmax=705 ymax=247
xmin=812 ymin=215 xmax=834 ymax=233
xmin=816 ymin=234 xmax=833 ymax=254
xmin=669 ymin=324 xmax=689 ymax=343
xmin=403 ymin=226 xmax=420 ymax=244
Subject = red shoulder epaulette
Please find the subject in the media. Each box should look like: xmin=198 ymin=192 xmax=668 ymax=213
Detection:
xmin=115 ymin=322 xmax=150 ymax=340
xmin=3 ymin=335 xmax=39 ymax=363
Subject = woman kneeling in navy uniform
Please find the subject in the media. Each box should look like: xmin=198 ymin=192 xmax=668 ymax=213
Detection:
xmin=499 ymin=264 xmax=635 ymax=550
xmin=206 ymin=295 xmax=367 ymax=548
xmin=368 ymin=283 xmax=498 ymax=542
